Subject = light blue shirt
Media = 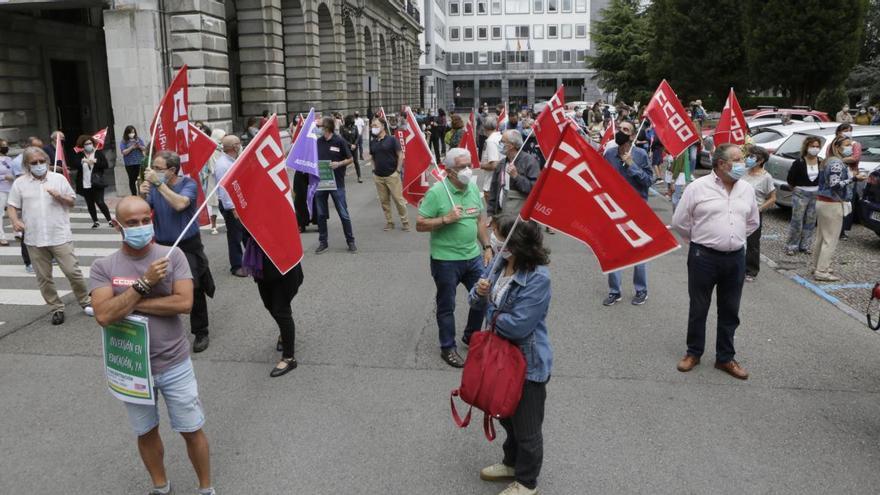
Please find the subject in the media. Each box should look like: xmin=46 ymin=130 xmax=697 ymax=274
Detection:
xmin=213 ymin=152 xmax=236 ymax=210
xmin=11 ymin=153 xmax=24 ymax=177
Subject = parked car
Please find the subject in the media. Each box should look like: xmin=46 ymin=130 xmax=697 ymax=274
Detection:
xmin=743 ymin=106 xmax=830 ymax=122
xmin=861 ymin=168 xmax=880 ymax=238
xmin=765 ymin=126 xmax=880 ymax=207
xmin=697 ymin=119 xmax=826 ymax=168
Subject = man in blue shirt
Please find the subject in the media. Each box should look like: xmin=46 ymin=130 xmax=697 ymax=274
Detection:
xmin=213 ymin=135 xmax=247 ymax=277
xmin=140 ymin=150 xmax=216 ymax=352
xmin=315 ymin=117 xmax=356 ymax=254
xmin=601 ymin=120 xmax=653 ymax=306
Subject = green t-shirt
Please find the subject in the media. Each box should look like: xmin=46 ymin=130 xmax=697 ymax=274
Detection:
xmin=418 ymin=179 xmax=484 ymax=261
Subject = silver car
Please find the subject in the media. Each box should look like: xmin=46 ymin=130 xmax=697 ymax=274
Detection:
xmin=699 ymin=119 xmax=810 ymax=168
xmin=765 ymin=126 xmax=880 ymax=207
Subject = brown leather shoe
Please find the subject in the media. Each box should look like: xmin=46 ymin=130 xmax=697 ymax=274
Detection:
xmin=676 ymin=354 xmax=700 ymax=372
xmin=715 ymin=360 xmax=749 ymax=380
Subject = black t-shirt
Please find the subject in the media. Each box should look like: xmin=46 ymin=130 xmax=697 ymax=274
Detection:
xmin=317 ymin=133 xmax=352 ymax=187
xmin=369 ymin=135 xmax=401 ymax=177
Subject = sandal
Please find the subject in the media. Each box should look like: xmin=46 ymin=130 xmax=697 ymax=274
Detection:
xmin=269 ymin=357 xmax=297 ymax=377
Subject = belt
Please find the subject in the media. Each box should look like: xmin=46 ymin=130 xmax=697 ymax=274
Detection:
xmin=816 ymin=196 xmax=841 ymax=203
xmin=692 ymin=242 xmax=744 ymax=256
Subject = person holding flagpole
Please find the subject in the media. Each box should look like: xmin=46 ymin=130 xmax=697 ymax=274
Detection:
xmin=602 ymin=120 xmax=653 ymax=306
xmin=416 ymin=148 xmax=492 ymax=368
xmin=139 ymin=150 xmax=216 ymax=353
xmin=487 ymin=130 xmax=540 ymax=217
xmin=315 ymin=116 xmax=357 ymax=254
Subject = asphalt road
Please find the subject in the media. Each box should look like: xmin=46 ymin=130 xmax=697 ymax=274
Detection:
xmin=3 ymin=168 xmax=880 ymax=494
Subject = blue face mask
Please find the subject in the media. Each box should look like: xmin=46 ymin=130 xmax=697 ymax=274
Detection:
xmin=123 ymin=224 xmax=154 ymax=249
xmin=497 ymin=141 xmax=507 ymax=155
xmin=727 ymin=163 xmax=747 ymax=181
xmin=745 ymin=156 xmax=758 ymax=169
xmin=30 ymin=164 xmax=48 ymax=177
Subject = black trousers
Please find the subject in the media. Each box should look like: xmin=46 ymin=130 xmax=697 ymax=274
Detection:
xmin=256 ymin=264 xmax=304 ymax=359
xmin=500 ymin=379 xmax=547 ymax=490
xmin=158 ymin=235 xmax=214 ymax=337
xmin=81 ymin=187 xmax=111 ymax=223
xmin=745 ymin=213 xmax=762 ymax=277
xmin=686 ymin=243 xmax=745 ymax=363
xmin=125 ymin=165 xmax=140 ymax=195
xmin=21 ymin=237 xmax=30 ymax=266
xmin=352 ymin=151 xmax=362 ymax=179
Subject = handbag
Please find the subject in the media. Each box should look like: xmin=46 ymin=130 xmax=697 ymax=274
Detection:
xmin=450 ymin=311 xmax=527 ymax=441
xmin=90 ymin=171 xmax=106 ymax=188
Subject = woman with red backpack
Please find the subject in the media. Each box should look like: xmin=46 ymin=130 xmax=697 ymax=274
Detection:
xmin=468 ymin=215 xmax=553 ymax=495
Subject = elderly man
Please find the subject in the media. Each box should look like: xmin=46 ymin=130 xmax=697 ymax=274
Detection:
xmin=480 ymin=116 xmax=502 ymax=199
xmin=6 ymin=147 xmax=92 ymax=324
xmin=417 ymin=148 xmax=493 ymax=368
xmin=90 ymin=196 xmax=214 ymax=495
xmin=139 ymin=151 xmax=215 ymax=353
xmin=488 ymin=130 xmax=540 ymax=216
xmin=213 ymin=135 xmax=246 ymax=276
xmin=671 ymin=143 xmax=759 ymax=380
xmin=602 ymin=120 xmax=654 ymax=307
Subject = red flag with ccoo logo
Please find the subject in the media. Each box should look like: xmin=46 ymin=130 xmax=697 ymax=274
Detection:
xmin=643 ymin=80 xmax=700 ymax=157
xmin=713 ymin=88 xmax=748 ymax=146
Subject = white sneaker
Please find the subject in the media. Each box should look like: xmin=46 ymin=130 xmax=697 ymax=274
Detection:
xmin=82 ymin=305 xmax=95 ymax=317
xmin=210 ymin=228 xmax=219 ymax=235
xmin=481 ymin=463 xmax=515 ymax=481
xmin=498 ymin=482 xmax=537 ymax=495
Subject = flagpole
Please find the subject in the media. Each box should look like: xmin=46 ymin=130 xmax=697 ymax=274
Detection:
xmin=163 ymin=179 xmax=223 ymax=258
xmin=434 ymin=162 xmax=457 ymax=206
xmin=140 ymin=104 xmax=164 ymax=187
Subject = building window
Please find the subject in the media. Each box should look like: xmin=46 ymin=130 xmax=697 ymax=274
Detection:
xmin=506 ymin=50 xmax=530 ymax=63
xmin=576 ymin=50 xmax=585 ymax=63
xmin=575 ymin=0 xmax=586 ymax=12
xmin=478 ymin=52 xmax=489 ymax=64
xmin=464 ymin=0 xmax=473 ymax=14
xmin=492 ymin=26 xmax=502 ymax=39
xmin=478 ymin=26 xmax=488 ymax=39
xmin=547 ymin=24 xmax=558 ymax=38
xmin=464 ymin=26 xmax=474 ymax=40
xmin=477 ymin=0 xmax=487 ymax=13
xmin=451 ymin=52 xmax=460 ymax=64
xmin=505 ymin=0 xmax=529 ymax=14
xmin=561 ymin=24 xmax=572 ymax=38
xmin=562 ymin=50 xmax=571 ymax=63
xmin=547 ymin=50 xmax=557 ymax=63
xmin=547 ymin=0 xmax=557 ymax=12
xmin=492 ymin=51 xmax=502 ymax=64
xmin=450 ymin=27 xmax=460 ymax=40
xmin=533 ymin=0 xmax=543 ymax=13
xmin=506 ymin=25 xmax=529 ymax=38
xmin=575 ymin=24 xmax=586 ymax=38
xmin=491 ymin=0 xmax=502 ymax=13
xmin=562 ymin=0 xmax=571 ymax=12
xmin=465 ymin=52 xmax=474 ymax=64
xmin=450 ymin=0 xmax=460 ymax=14
xmin=533 ymin=24 xmax=544 ymax=38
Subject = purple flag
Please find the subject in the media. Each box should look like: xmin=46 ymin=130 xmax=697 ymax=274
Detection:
xmin=286 ymin=108 xmax=319 ymax=217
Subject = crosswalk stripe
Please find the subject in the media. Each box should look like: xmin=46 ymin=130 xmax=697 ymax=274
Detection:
xmin=0 ymin=289 xmax=70 ymax=305
xmin=0 ymin=246 xmax=117 ymax=258
xmin=0 ymin=265 xmax=90 ymax=278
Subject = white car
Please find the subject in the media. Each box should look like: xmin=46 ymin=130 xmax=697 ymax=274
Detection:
xmin=700 ymin=120 xmax=836 ymax=168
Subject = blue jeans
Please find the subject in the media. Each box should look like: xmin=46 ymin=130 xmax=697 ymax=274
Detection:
xmin=124 ymin=358 xmax=205 ymax=436
xmin=430 ymin=256 xmax=486 ymax=349
xmin=608 ymin=263 xmax=647 ymax=295
xmin=219 ymin=205 xmax=244 ymax=272
xmin=315 ymin=188 xmax=355 ymax=244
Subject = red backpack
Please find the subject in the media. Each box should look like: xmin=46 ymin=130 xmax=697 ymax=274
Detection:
xmin=450 ymin=314 xmax=527 ymax=441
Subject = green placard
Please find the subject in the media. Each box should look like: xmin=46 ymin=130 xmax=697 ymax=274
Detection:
xmin=316 ymin=160 xmax=338 ymax=191
xmin=102 ymin=315 xmax=154 ymax=405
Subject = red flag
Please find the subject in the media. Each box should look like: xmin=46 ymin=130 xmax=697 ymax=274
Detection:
xmin=53 ymin=133 xmax=71 ymax=183
xmin=713 ymin=88 xmax=748 ymax=146
xmin=533 ymin=85 xmax=566 ymax=154
xmin=498 ymin=105 xmax=508 ymax=127
xmin=519 ymin=122 xmax=679 ymax=273
xmin=643 ymin=80 xmax=699 ymax=157
xmin=399 ymin=106 xmax=435 ymax=207
xmin=599 ymin=119 xmax=616 ymax=153
xmin=73 ymin=127 xmax=109 ymax=153
xmin=402 ymin=171 xmax=431 ymax=206
xmin=180 ymin=122 xmax=215 ymax=226
xmin=149 ymin=65 xmax=191 ymax=164
xmin=462 ymin=111 xmax=480 ymax=169
xmin=218 ymin=114 xmax=303 ymax=274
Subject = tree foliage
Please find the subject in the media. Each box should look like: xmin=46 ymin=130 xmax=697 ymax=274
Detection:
xmin=861 ymin=0 xmax=880 ymax=62
xmin=587 ymin=0 xmax=653 ymax=102
xmin=846 ymin=57 xmax=880 ymax=102
xmin=743 ymin=0 xmax=868 ymax=105
xmin=647 ymin=0 xmax=749 ymax=104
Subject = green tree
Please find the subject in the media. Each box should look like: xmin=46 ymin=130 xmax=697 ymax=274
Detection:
xmin=846 ymin=58 xmax=880 ymax=102
xmin=860 ymin=0 xmax=880 ymax=62
xmin=744 ymin=0 xmax=868 ymax=105
xmin=647 ymin=0 xmax=749 ymax=105
xmin=587 ymin=0 xmax=653 ymax=102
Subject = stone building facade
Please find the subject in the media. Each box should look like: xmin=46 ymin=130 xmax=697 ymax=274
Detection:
xmin=0 ymin=0 xmax=422 ymax=189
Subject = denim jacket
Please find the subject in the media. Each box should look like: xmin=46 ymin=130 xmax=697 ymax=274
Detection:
xmin=468 ymin=262 xmax=553 ymax=382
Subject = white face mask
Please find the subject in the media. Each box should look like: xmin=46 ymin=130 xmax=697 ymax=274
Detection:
xmin=371 ymin=127 xmax=380 ymax=136
xmin=490 ymin=231 xmax=503 ymax=253
xmin=807 ymin=147 xmax=820 ymax=157
xmin=128 ymin=133 xmax=136 ymax=139
xmin=500 ymin=249 xmax=512 ymax=259
xmin=455 ymin=167 xmax=473 ymax=184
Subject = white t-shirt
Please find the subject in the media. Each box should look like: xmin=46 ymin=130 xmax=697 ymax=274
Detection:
xmin=481 ymin=132 xmax=502 ymax=192
xmin=6 ymin=171 xmax=76 ymax=247
xmin=81 ymin=153 xmax=96 ymax=189
xmin=354 ymin=117 xmax=365 ymax=134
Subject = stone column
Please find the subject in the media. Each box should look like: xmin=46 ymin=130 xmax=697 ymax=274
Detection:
xmin=235 ymin=0 xmax=288 ymax=127
xmin=282 ymin=0 xmax=321 ymax=115
xmin=344 ymin=14 xmax=365 ymax=114
xmin=527 ymin=77 xmax=535 ymax=107
xmin=319 ymin=1 xmax=347 ymax=114
xmin=167 ymin=0 xmax=233 ymax=132
xmin=500 ymin=78 xmax=509 ymax=106
xmin=473 ymin=77 xmax=480 ymax=108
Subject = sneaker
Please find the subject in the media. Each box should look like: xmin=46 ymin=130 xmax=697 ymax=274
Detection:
xmin=192 ymin=334 xmax=210 ymax=353
xmin=745 ymin=275 xmax=756 ymax=283
xmin=51 ymin=310 xmax=65 ymax=325
xmin=813 ymin=271 xmax=840 ymax=282
xmin=401 ymin=223 xmax=411 ymax=232
xmin=210 ymin=228 xmax=219 ymax=235
xmin=315 ymin=243 xmax=329 ymax=254
xmin=480 ymin=463 xmax=515 ymax=481
xmin=631 ymin=291 xmax=648 ymax=305
xmin=498 ymin=482 xmax=537 ymax=495
xmin=91 ymin=222 xmax=99 ymax=229
xmin=147 ymin=481 xmax=172 ymax=495
xmin=25 ymin=264 xmax=34 ymax=274
xmin=347 ymin=242 xmax=358 ymax=253
xmin=384 ymin=223 xmax=394 ymax=231
xmin=839 ymin=233 xmax=849 ymax=240
xmin=602 ymin=293 xmax=622 ymax=306
xmin=82 ymin=305 xmax=95 ymax=317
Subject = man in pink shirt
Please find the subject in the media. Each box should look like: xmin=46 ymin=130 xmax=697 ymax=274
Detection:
xmin=671 ymin=143 xmax=759 ymax=380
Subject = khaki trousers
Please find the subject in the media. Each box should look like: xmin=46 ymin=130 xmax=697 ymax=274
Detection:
xmin=812 ymin=200 xmax=844 ymax=275
xmin=27 ymin=242 xmax=91 ymax=312
xmin=373 ymin=172 xmax=410 ymax=225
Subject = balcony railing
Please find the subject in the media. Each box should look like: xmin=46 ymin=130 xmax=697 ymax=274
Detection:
xmin=405 ymin=1 xmax=421 ymax=22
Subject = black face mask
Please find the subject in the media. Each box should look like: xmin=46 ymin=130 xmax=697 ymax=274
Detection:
xmin=614 ymin=131 xmax=631 ymax=146
xmin=0 ymin=147 xmax=8 ymax=154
